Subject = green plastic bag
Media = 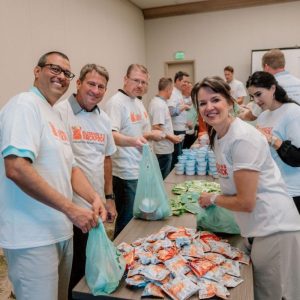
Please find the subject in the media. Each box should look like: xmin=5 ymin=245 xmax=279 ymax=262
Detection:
xmin=133 ymin=144 xmax=171 ymax=220
xmin=196 ymin=205 xmax=240 ymax=234
xmin=85 ymin=219 xmax=126 ymax=295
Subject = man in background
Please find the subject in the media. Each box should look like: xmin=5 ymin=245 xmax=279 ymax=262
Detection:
xmin=0 ymin=51 xmax=106 ymax=300
xmin=148 ymin=77 xmax=181 ymax=179
xmin=105 ymin=64 xmax=162 ymax=237
xmin=168 ymin=71 xmax=191 ymax=169
xmin=224 ymin=65 xmax=247 ymax=105
xmin=55 ymin=64 xmax=116 ymax=299
xmin=240 ymin=48 xmax=300 ymax=120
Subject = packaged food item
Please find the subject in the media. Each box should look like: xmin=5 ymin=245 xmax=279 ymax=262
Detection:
xmin=234 ymin=248 xmax=251 ymax=265
xmin=198 ymin=278 xmax=230 ymax=300
xmin=203 ymin=266 xmax=226 ymax=282
xmin=199 ymin=231 xmax=222 ymax=243
xmin=167 ymin=227 xmax=191 ymax=240
xmin=137 ymin=250 xmax=159 ymax=265
xmin=141 ymin=282 xmax=165 ymax=298
xmin=175 ymin=236 xmax=191 ymax=248
xmin=117 ymin=242 xmax=133 ymax=253
xmin=140 ymin=264 xmax=170 ymax=281
xmin=132 ymin=237 xmax=145 ymax=247
xmin=203 ymin=252 xmax=226 ymax=265
xmin=164 ymin=255 xmax=190 ymax=276
xmin=180 ymin=240 xmax=204 ymax=258
xmin=199 ymin=239 xmax=211 ymax=252
xmin=127 ymin=261 xmax=144 ymax=277
xmin=206 ymin=240 xmax=238 ymax=259
xmin=152 ymin=238 xmax=174 ymax=252
xmin=122 ymin=249 xmax=135 ymax=269
xmin=221 ymin=273 xmax=244 ymax=288
xmin=145 ymin=231 xmax=166 ymax=243
xmin=125 ymin=274 xmax=148 ymax=288
xmin=161 ymin=275 xmax=200 ymax=300
xmin=189 ymin=258 xmax=215 ymax=278
xmin=157 ymin=247 xmax=178 ymax=261
xmin=221 ymin=258 xmax=241 ymax=277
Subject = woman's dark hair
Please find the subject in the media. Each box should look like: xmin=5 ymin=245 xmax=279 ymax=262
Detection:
xmin=246 ymin=71 xmax=298 ymax=105
xmin=192 ymin=76 xmax=235 ymax=149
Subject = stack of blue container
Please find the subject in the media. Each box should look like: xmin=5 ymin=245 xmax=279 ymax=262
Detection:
xmin=174 ymin=146 xmax=218 ymax=178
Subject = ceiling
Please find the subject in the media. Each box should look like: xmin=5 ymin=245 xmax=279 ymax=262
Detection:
xmin=129 ymin=0 xmax=206 ymax=10
xmin=130 ymin=0 xmax=299 ymax=19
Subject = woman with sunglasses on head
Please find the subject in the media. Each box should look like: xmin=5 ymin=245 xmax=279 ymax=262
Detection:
xmin=193 ymin=76 xmax=300 ymax=300
xmin=247 ymin=71 xmax=300 ymax=213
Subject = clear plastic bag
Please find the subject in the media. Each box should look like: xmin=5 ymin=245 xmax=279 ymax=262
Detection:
xmin=133 ymin=144 xmax=171 ymax=220
xmin=85 ymin=219 xmax=126 ymax=295
xmin=196 ymin=205 xmax=240 ymax=234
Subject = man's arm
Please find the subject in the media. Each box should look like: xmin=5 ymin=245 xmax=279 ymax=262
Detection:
xmin=104 ymin=156 xmax=116 ymax=222
xmin=4 ymin=156 xmax=99 ymax=233
xmin=71 ymin=166 xmax=107 ymax=222
xmin=112 ymin=131 xmax=147 ymax=147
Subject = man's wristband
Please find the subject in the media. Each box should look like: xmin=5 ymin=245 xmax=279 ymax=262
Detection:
xmin=105 ymin=194 xmax=115 ymax=200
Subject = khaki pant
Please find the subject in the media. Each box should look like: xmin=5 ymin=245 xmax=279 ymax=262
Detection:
xmin=251 ymin=231 xmax=300 ymax=300
xmin=4 ymin=239 xmax=73 ymax=300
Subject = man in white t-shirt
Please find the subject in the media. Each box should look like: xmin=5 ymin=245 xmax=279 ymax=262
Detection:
xmin=104 ymin=64 xmax=163 ymax=237
xmin=168 ymin=71 xmax=191 ymax=169
xmin=0 ymin=52 xmax=106 ymax=300
xmin=240 ymin=49 xmax=300 ymax=121
xmin=55 ymin=64 xmax=116 ymax=299
xmin=224 ymin=66 xmax=247 ymax=105
xmin=148 ymin=77 xmax=181 ymax=179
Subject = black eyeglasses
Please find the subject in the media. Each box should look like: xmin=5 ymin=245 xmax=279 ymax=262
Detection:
xmin=39 ymin=64 xmax=75 ymax=80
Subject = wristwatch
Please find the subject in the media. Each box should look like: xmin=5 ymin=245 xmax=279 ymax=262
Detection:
xmin=105 ymin=194 xmax=115 ymax=200
xmin=210 ymin=194 xmax=218 ymax=205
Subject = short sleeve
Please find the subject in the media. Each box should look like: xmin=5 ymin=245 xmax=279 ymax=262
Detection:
xmin=231 ymin=137 xmax=266 ymax=172
xmin=105 ymin=100 xmax=123 ymax=132
xmin=0 ymin=96 xmax=41 ymax=158
xmin=151 ymin=104 xmax=166 ymax=126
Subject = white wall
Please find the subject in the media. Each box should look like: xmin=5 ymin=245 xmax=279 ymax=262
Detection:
xmin=145 ymin=1 xmax=300 ymax=104
xmin=0 ymin=0 xmax=145 ymax=107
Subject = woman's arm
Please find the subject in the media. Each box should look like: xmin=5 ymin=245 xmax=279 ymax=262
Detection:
xmin=199 ymin=169 xmax=259 ymax=212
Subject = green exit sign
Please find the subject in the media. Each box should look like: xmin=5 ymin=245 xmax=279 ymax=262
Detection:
xmin=174 ymin=51 xmax=185 ymax=60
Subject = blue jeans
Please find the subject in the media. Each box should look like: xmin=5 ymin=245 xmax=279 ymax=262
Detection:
xmin=171 ymin=130 xmax=185 ymax=170
xmin=156 ymin=153 xmax=172 ymax=179
xmin=113 ymin=176 xmax=138 ymax=238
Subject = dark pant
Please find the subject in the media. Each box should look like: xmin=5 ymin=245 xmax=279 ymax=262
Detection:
xmin=171 ymin=130 xmax=185 ymax=170
xmin=293 ymin=196 xmax=300 ymax=214
xmin=156 ymin=153 xmax=172 ymax=179
xmin=183 ymin=133 xmax=197 ymax=149
xmin=68 ymin=226 xmax=88 ymax=300
xmin=113 ymin=176 xmax=138 ymax=238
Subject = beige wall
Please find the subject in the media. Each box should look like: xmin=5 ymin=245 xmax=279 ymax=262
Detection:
xmin=0 ymin=0 xmax=145 ymax=108
xmin=145 ymin=1 xmax=300 ymax=105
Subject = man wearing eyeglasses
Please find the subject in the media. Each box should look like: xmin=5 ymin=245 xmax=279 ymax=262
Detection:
xmin=105 ymin=64 xmax=163 ymax=238
xmin=0 ymin=52 xmax=107 ymax=300
xmin=55 ymin=64 xmax=117 ymax=299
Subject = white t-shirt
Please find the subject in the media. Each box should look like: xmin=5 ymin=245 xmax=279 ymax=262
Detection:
xmin=257 ymin=103 xmax=300 ymax=197
xmin=229 ymin=79 xmax=247 ymax=101
xmin=0 ymin=91 xmax=74 ymax=249
xmin=55 ymin=95 xmax=116 ymax=205
xmin=214 ymin=118 xmax=300 ymax=237
xmin=104 ymin=91 xmax=151 ymax=180
xmin=168 ymin=87 xmax=187 ymax=131
xmin=148 ymin=96 xmax=174 ymax=155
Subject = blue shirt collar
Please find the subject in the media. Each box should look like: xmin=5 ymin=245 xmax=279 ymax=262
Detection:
xmin=68 ymin=94 xmax=100 ymax=115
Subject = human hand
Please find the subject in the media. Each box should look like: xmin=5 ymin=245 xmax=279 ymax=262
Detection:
xmin=186 ymin=121 xmax=193 ymax=129
xmin=170 ymin=134 xmax=182 ymax=144
xmin=150 ymin=129 xmax=165 ymax=141
xmin=256 ymin=126 xmax=272 ymax=143
xmin=67 ymin=204 xmax=99 ymax=233
xmin=105 ymin=199 xmax=117 ymax=223
xmin=133 ymin=136 xmax=148 ymax=148
xmin=92 ymin=195 xmax=107 ymax=222
xmin=198 ymin=192 xmax=214 ymax=208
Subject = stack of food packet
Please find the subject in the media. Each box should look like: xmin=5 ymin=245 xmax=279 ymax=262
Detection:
xmin=117 ymin=226 xmax=250 ymax=300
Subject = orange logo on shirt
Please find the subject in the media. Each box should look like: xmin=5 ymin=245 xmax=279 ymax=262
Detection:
xmin=216 ymin=162 xmax=228 ymax=177
xmin=49 ymin=122 xmax=68 ymax=141
xmin=130 ymin=112 xmax=142 ymax=123
xmin=71 ymin=126 xmax=105 ymax=143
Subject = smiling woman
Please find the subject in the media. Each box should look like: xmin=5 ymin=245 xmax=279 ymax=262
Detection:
xmin=192 ymin=76 xmax=300 ymax=300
